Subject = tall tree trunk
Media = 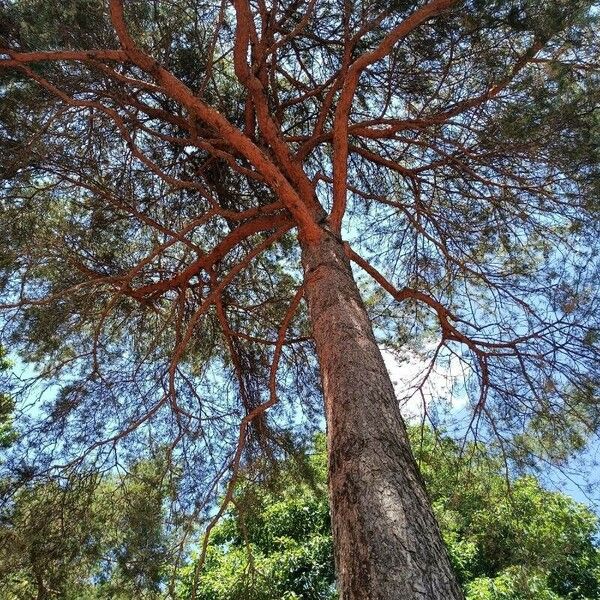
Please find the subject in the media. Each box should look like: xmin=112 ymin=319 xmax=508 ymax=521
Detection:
xmin=301 ymin=232 xmax=463 ymax=600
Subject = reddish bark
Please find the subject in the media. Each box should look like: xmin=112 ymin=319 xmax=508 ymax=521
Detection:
xmin=302 ymin=232 xmax=463 ymax=599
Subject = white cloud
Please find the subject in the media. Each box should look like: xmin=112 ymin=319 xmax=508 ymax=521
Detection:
xmin=381 ymin=343 xmax=470 ymax=422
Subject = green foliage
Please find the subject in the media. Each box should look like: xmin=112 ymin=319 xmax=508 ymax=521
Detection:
xmin=179 ymin=436 xmax=335 ymax=600
xmin=0 ymin=454 xmax=173 ymax=599
xmin=0 ymin=345 xmax=15 ymax=449
xmin=412 ymin=430 xmax=600 ymax=599
xmin=181 ymin=430 xmax=600 ymax=600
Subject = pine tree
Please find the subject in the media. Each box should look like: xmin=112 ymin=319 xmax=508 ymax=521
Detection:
xmin=1 ymin=1 xmax=599 ymax=598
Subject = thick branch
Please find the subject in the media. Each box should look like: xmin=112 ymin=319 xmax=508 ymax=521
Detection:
xmin=108 ymin=0 xmax=322 ymax=242
xmin=328 ymin=0 xmax=459 ymax=233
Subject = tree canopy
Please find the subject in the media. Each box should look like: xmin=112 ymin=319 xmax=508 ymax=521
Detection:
xmin=1 ymin=0 xmax=599 ymax=596
xmin=0 ymin=453 xmax=174 ymax=599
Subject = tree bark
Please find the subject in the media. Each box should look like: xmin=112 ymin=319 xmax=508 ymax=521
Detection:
xmin=301 ymin=231 xmax=463 ymax=600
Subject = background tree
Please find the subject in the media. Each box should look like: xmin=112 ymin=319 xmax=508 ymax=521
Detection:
xmin=0 ymin=453 xmax=174 ymax=599
xmin=0 ymin=346 xmax=16 ymax=450
xmin=0 ymin=0 xmax=599 ymax=598
xmin=182 ymin=430 xmax=600 ymax=600
xmin=179 ymin=434 xmax=335 ymax=600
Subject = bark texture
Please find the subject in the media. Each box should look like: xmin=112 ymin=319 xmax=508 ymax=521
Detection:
xmin=302 ymin=232 xmax=463 ymax=600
